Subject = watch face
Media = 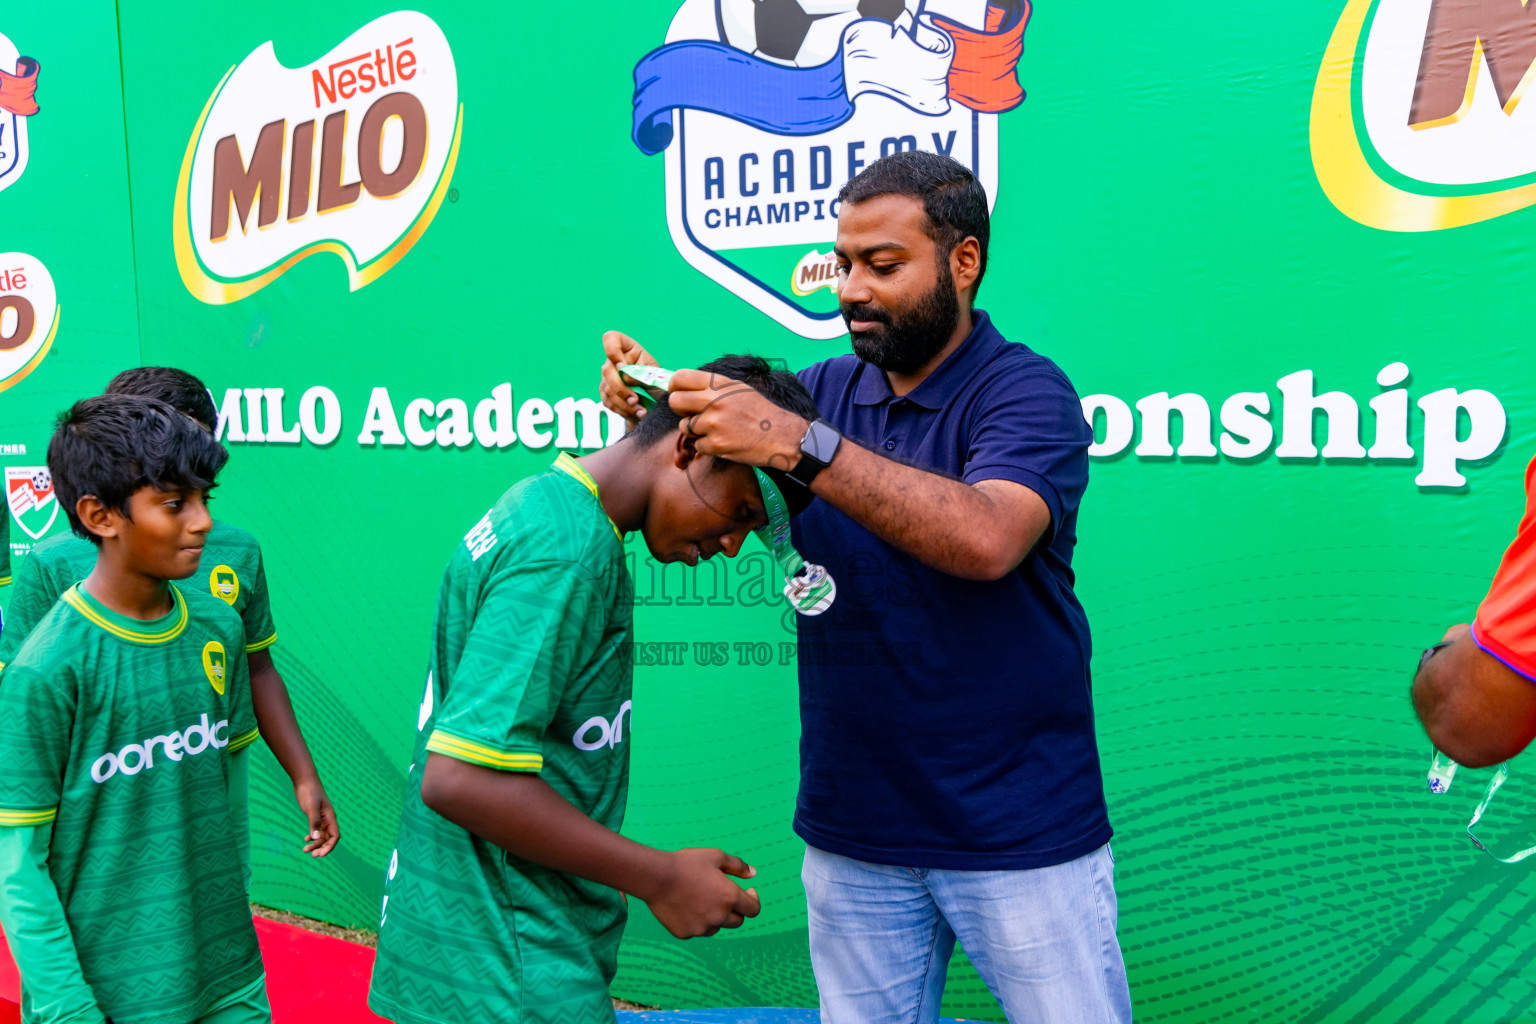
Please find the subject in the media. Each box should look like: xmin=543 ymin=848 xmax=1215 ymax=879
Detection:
xmin=804 ymin=420 xmax=841 ymax=463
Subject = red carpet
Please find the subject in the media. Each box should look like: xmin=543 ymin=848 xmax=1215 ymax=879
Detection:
xmin=0 ymin=916 xmax=387 ymax=1024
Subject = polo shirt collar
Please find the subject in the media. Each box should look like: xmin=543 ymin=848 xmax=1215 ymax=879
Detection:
xmin=851 ymin=309 xmax=1004 ymax=410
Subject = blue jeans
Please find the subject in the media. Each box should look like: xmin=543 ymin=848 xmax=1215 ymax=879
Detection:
xmin=802 ymin=844 xmax=1132 ymax=1024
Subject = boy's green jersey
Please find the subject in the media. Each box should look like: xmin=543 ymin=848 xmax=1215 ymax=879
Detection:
xmin=0 ymin=520 xmax=277 ymax=672
xmin=1 ymin=504 xmax=10 ymax=587
xmin=370 ymin=453 xmax=635 ymax=1024
xmin=0 ymin=583 xmax=262 ymax=1024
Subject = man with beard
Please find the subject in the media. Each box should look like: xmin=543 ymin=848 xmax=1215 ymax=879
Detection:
xmin=599 ymin=151 xmax=1130 ymax=1023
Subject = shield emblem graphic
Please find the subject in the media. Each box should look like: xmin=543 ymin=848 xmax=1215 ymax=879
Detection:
xmin=202 ymin=641 xmax=228 ymax=695
xmin=0 ymin=32 xmax=40 ymax=196
xmin=631 ymin=0 xmax=1029 ymax=339
xmin=6 ymin=465 xmax=56 ymax=541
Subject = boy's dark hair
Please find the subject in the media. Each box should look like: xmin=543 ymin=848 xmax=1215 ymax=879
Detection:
xmin=838 ymin=150 xmax=991 ymax=296
xmin=630 ymin=354 xmax=820 ymax=513
xmin=106 ymin=366 xmax=217 ymax=431
xmin=49 ymin=395 xmax=229 ymax=546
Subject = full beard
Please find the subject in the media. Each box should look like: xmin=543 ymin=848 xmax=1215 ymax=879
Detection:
xmin=842 ymin=262 xmax=961 ymax=375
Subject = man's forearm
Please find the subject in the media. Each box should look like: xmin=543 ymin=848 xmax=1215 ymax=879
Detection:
xmin=0 ymin=825 xmax=105 ymax=1024
xmin=1413 ymin=636 xmax=1536 ymax=767
xmin=813 ymin=440 xmax=1041 ymax=580
xmin=420 ymin=753 xmax=670 ymax=899
xmin=248 ymin=652 xmax=320 ymax=785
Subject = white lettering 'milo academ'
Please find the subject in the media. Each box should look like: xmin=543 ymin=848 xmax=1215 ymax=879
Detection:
xmin=91 ymin=713 xmax=230 ymax=784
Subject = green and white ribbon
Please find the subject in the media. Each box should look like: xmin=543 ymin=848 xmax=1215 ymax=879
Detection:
xmin=619 ymin=362 xmax=835 ymax=616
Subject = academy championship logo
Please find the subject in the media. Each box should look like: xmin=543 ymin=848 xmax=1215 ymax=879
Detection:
xmin=0 ymin=253 xmax=59 ymax=394
xmin=0 ymin=32 xmax=39 ymax=196
xmin=6 ymin=466 xmax=56 ymax=542
xmin=631 ymin=0 xmax=1028 ymax=338
xmin=173 ymin=11 xmax=461 ymax=304
xmin=1313 ymin=0 xmax=1536 ymax=230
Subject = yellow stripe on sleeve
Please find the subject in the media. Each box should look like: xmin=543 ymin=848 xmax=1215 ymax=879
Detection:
xmin=426 ymin=730 xmax=544 ymax=772
xmin=227 ymin=727 xmax=261 ymax=753
xmin=245 ymin=633 xmax=277 ymax=653
xmin=0 ymin=575 xmax=12 ymax=586
xmin=0 ymin=808 xmax=57 ymax=827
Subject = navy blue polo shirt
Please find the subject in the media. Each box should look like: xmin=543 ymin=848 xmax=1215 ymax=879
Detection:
xmin=792 ymin=310 xmax=1109 ymax=870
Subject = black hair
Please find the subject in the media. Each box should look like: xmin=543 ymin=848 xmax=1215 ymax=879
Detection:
xmin=630 ymin=354 xmax=821 ymax=514
xmin=105 ymin=366 xmax=217 ymax=431
xmin=48 ymin=394 xmax=229 ymax=546
xmin=837 ymin=150 xmax=991 ymax=295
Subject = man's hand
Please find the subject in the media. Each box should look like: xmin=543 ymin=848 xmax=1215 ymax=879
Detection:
xmin=1414 ymin=625 xmax=1536 ymax=766
xmin=294 ymin=777 xmax=340 ymax=857
xmin=599 ymin=331 xmax=661 ymax=425
xmin=638 ymin=848 xmax=761 ymax=939
xmin=666 ymin=368 xmax=810 ymax=470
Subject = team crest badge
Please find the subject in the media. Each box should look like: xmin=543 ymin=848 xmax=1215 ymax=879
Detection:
xmin=210 ymin=564 xmax=240 ymax=605
xmin=630 ymin=0 xmax=1030 ymax=338
xmin=0 ymin=32 xmax=40 ymax=196
xmin=6 ymin=466 xmax=56 ymax=541
xmin=202 ymin=641 xmax=227 ymax=695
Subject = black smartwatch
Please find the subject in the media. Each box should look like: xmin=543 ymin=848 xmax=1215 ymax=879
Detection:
xmin=788 ymin=418 xmax=842 ymax=489
xmin=1419 ymin=639 xmax=1455 ymax=672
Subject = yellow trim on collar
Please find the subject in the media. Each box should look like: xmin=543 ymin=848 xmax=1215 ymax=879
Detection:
xmin=552 ymin=453 xmax=622 ymax=540
xmin=61 ymin=585 xmax=189 ymax=645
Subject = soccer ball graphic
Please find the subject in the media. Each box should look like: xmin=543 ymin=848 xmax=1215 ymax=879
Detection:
xmin=718 ymin=0 xmax=920 ymax=67
xmin=30 ymin=469 xmax=50 ymax=493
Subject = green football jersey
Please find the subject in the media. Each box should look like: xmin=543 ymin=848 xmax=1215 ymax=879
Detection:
xmin=0 ymin=519 xmax=277 ymax=673
xmin=1 ymin=503 xmax=10 ymax=587
xmin=369 ymin=453 xmax=634 ymax=1024
xmin=0 ymin=583 xmax=262 ymax=1024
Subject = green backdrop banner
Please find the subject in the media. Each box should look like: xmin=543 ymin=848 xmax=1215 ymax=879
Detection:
xmin=4 ymin=1 xmax=1536 ymax=1020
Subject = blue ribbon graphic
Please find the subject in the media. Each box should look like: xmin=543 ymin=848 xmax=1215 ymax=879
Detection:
xmin=631 ymin=41 xmax=854 ymax=155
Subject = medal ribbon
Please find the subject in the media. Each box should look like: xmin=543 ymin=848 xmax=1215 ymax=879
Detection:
xmin=618 ymin=362 xmax=834 ymax=615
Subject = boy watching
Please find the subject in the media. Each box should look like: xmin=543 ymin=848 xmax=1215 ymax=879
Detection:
xmin=0 ymin=367 xmax=338 ymax=858
xmin=0 ymin=395 xmax=269 ymax=1024
xmin=369 ymin=355 xmax=820 ymax=1024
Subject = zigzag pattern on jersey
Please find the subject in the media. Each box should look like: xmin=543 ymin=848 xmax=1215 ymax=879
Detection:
xmin=0 ymin=588 xmax=260 ymax=1024
xmin=374 ymin=899 xmax=619 ymax=1024
xmin=373 ymin=468 xmax=637 ymax=1021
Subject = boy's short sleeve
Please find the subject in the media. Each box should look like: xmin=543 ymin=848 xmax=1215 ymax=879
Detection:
xmin=1473 ymin=454 xmax=1536 ymax=682
xmin=0 ymin=665 xmax=74 ymax=825
xmin=426 ymin=561 xmax=605 ymax=773
xmin=224 ymin=638 xmax=260 ymax=754
xmin=961 ymin=367 xmax=1092 ymax=541
xmin=241 ymin=550 xmax=277 ymax=653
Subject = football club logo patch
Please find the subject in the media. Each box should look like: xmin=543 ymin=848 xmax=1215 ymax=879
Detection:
xmin=0 ymin=32 xmax=40 ymax=197
xmin=631 ymin=0 xmax=1029 ymax=338
xmin=6 ymin=465 xmax=56 ymax=541
xmin=173 ymin=11 xmax=461 ymax=304
xmin=209 ymin=564 xmax=240 ymax=605
xmin=0 ymin=252 xmax=60 ymax=395
xmin=202 ymin=640 xmax=227 ymax=695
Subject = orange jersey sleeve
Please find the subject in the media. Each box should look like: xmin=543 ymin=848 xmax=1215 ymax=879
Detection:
xmin=1474 ymin=454 xmax=1536 ymax=683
